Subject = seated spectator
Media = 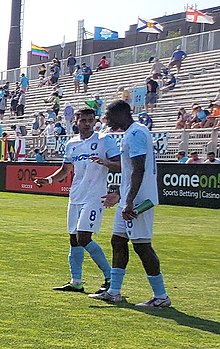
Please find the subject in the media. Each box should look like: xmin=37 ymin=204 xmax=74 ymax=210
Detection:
xmin=138 ymin=111 xmax=153 ymax=131
xmin=34 ymin=147 xmax=47 ymax=163
xmin=72 ymin=119 xmax=79 ymax=134
xmin=38 ymin=64 xmax=47 ymax=78
xmin=54 ymin=122 xmax=66 ymax=137
xmin=96 ymin=56 xmax=110 ymax=71
xmin=161 ymin=73 xmax=176 ymax=93
xmin=73 ymin=65 xmax=82 ymax=93
xmin=32 ymin=112 xmax=40 ymax=148
xmin=63 ymin=102 xmax=74 ymax=135
xmin=150 ymin=58 xmax=166 ymax=79
xmin=176 ymin=150 xmax=188 ymax=164
xmin=176 ymin=107 xmax=191 ymax=129
xmin=117 ymin=86 xmax=131 ymax=105
xmin=93 ymin=116 xmax=102 ymax=131
xmin=186 ymin=151 xmax=204 ymax=164
xmin=190 ymin=104 xmax=209 ymax=128
xmin=204 ymin=151 xmax=220 ymax=164
xmin=204 ymin=101 xmax=220 ymax=128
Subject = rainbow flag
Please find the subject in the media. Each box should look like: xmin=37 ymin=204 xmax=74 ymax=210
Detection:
xmin=31 ymin=43 xmax=49 ymax=57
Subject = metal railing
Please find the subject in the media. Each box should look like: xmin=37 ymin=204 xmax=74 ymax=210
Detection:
xmin=1 ymin=127 xmax=219 ymax=163
xmin=1 ymin=29 xmax=220 ymax=85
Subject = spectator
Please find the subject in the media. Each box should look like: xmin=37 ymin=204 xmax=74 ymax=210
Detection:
xmin=16 ymin=90 xmax=26 ymax=117
xmin=81 ymin=62 xmax=93 ymax=93
xmin=160 ymin=73 xmax=176 ymax=93
xmin=168 ymin=45 xmax=187 ymax=74
xmin=190 ymin=104 xmax=208 ymax=128
xmin=93 ymin=116 xmax=102 ymax=131
xmin=204 ymin=101 xmax=220 ymax=128
xmin=144 ymin=76 xmax=159 ymax=113
xmin=54 ymin=122 xmax=66 ymax=137
xmin=176 ymin=150 xmax=188 ymax=163
xmin=73 ymin=64 xmax=82 ymax=93
xmin=32 ymin=112 xmax=40 ymax=148
xmin=204 ymin=151 xmax=220 ymax=164
xmin=175 ymin=107 xmax=191 ymax=129
xmin=34 ymin=148 xmax=47 ymax=163
xmin=0 ymin=86 xmax=7 ymax=121
xmin=19 ymin=73 xmax=29 ymax=92
xmin=96 ymin=56 xmax=110 ymax=72
xmin=94 ymin=93 xmax=103 ymax=117
xmin=51 ymin=92 xmax=60 ymax=116
xmin=186 ymin=151 xmax=204 ymax=164
xmin=11 ymin=124 xmax=26 ymax=162
xmin=138 ymin=111 xmax=153 ymax=131
xmin=117 ymin=86 xmax=131 ymax=105
xmin=67 ymin=53 xmax=76 ymax=76
xmin=38 ymin=64 xmax=47 ymax=78
xmin=150 ymin=58 xmax=166 ymax=79
xmin=63 ymin=102 xmax=74 ymax=135
xmin=51 ymin=63 xmax=60 ymax=85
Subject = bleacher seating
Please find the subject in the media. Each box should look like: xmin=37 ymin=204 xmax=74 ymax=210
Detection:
xmin=1 ymin=48 xmax=220 ymax=160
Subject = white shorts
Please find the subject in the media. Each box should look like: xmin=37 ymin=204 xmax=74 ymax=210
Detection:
xmin=113 ymin=205 xmax=154 ymax=242
xmin=67 ymin=201 xmax=104 ymax=234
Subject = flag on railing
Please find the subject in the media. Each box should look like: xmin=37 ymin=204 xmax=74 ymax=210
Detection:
xmin=136 ymin=17 xmax=163 ymax=33
xmin=94 ymin=27 xmax=118 ymax=40
xmin=186 ymin=8 xmax=214 ymax=24
xmin=31 ymin=43 xmax=49 ymax=57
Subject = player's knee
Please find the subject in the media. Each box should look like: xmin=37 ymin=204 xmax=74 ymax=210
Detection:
xmin=111 ymin=234 xmax=128 ymax=252
xmin=77 ymin=232 xmax=92 ymax=247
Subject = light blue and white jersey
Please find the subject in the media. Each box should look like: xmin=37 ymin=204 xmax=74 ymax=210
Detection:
xmin=63 ymin=132 xmax=120 ymax=204
xmin=119 ymin=122 xmax=158 ymax=208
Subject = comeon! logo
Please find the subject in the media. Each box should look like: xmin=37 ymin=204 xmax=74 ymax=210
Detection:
xmin=163 ymin=173 xmax=220 ymax=189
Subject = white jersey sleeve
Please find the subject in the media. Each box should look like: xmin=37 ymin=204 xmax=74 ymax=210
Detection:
xmin=126 ymin=129 xmax=148 ymax=158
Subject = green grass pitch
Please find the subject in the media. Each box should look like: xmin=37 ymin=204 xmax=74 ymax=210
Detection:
xmin=0 ymin=192 xmax=219 ymax=349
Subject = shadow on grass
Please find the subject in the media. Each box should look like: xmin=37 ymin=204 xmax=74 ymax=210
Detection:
xmin=90 ymin=299 xmax=220 ymax=335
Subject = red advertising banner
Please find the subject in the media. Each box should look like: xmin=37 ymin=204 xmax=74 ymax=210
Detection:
xmin=6 ymin=164 xmax=73 ymax=196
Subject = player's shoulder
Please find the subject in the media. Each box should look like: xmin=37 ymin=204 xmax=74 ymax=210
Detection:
xmin=65 ymin=135 xmax=80 ymax=147
xmin=128 ymin=122 xmax=150 ymax=136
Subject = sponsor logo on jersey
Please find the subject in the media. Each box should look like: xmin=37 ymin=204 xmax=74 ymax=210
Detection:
xmin=72 ymin=153 xmax=99 ymax=162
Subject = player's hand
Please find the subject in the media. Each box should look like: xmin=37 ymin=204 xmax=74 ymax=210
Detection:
xmin=101 ymin=193 xmax=120 ymax=208
xmin=34 ymin=177 xmax=49 ymax=188
xmin=122 ymin=203 xmax=137 ymax=220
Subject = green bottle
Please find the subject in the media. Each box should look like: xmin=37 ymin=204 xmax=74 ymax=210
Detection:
xmin=133 ymin=199 xmax=154 ymax=215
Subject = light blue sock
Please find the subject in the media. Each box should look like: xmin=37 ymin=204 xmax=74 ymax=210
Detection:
xmin=108 ymin=268 xmax=126 ymax=296
xmin=147 ymin=272 xmax=167 ymax=299
xmin=84 ymin=240 xmax=111 ymax=279
xmin=68 ymin=246 xmax=84 ymax=282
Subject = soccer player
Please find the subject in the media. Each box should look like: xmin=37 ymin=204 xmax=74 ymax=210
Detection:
xmin=34 ymin=108 xmax=120 ymax=293
xmin=89 ymin=100 xmax=171 ymax=307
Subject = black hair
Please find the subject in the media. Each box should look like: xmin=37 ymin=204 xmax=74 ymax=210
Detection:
xmin=207 ymin=151 xmax=215 ymax=156
xmin=75 ymin=108 xmax=96 ymax=120
xmin=106 ymin=100 xmax=132 ymax=130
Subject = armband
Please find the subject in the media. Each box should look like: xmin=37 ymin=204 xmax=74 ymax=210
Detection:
xmin=47 ymin=177 xmax=53 ymax=185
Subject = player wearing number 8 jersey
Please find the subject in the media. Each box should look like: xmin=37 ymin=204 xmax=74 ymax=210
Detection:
xmin=34 ymin=108 xmax=120 ymax=293
xmin=89 ymin=100 xmax=171 ymax=306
